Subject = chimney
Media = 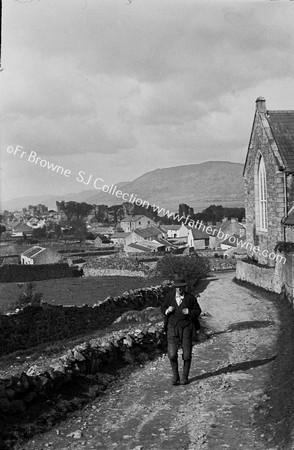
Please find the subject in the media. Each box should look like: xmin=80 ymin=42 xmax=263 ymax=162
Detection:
xmin=255 ymin=96 xmax=266 ymax=113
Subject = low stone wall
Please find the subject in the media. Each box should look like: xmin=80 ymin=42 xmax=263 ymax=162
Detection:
xmin=236 ymin=260 xmax=280 ymax=293
xmin=0 ymin=286 xmax=169 ymax=356
xmin=0 ymin=322 xmax=165 ymax=447
xmin=84 ymin=268 xmax=147 ymax=277
xmin=209 ymin=258 xmax=237 ymax=271
xmin=85 ymin=254 xmax=153 ymax=276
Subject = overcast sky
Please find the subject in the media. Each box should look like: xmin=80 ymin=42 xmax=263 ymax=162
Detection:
xmin=2 ymin=0 xmax=294 ymax=204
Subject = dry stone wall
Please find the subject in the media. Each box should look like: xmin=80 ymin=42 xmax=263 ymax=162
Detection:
xmin=0 ymin=286 xmax=169 ymax=356
xmin=84 ymin=255 xmax=153 ymax=276
xmin=0 ymin=322 xmax=165 ymax=423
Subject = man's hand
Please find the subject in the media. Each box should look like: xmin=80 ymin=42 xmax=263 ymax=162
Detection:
xmin=165 ymin=306 xmax=174 ymax=315
xmin=182 ymin=308 xmax=189 ymax=315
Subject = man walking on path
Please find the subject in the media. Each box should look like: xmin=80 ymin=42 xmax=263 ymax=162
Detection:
xmin=161 ymin=279 xmax=202 ymax=385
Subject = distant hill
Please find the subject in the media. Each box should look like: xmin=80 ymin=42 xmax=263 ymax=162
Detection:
xmin=84 ymin=161 xmax=245 ymax=211
xmin=1 ymin=161 xmax=244 ymax=212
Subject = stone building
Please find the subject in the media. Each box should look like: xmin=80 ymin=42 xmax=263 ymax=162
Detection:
xmin=21 ymin=246 xmax=63 ymax=265
xmin=120 ymin=215 xmax=155 ymax=232
xmin=243 ymin=97 xmax=294 ymax=266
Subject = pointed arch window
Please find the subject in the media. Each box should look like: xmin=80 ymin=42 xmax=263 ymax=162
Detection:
xmin=258 ymin=156 xmax=267 ymax=231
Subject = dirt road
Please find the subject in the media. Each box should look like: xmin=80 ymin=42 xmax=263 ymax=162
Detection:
xmin=23 ymin=271 xmax=294 ymax=450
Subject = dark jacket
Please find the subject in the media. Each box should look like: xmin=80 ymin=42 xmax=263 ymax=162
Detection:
xmin=161 ymin=288 xmax=202 ymax=333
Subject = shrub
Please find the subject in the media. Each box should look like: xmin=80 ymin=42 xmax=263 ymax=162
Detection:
xmin=156 ymin=253 xmax=210 ymax=290
xmin=275 ymin=241 xmax=294 ymax=254
xmin=15 ymin=282 xmax=44 ymax=309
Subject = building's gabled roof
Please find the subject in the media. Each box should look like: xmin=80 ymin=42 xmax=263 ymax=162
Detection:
xmin=126 ymin=243 xmax=152 ymax=252
xmin=133 ymin=227 xmax=162 ymax=239
xmin=21 ymin=246 xmax=62 ymax=263
xmin=13 ymin=222 xmax=33 ymax=233
xmin=95 ymin=234 xmax=111 ymax=243
xmin=267 ymin=110 xmax=294 ymax=173
xmin=121 ymin=215 xmax=147 ymax=223
xmin=111 ymin=232 xmax=131 ymax=239
xmin=32 ymin=248 xmax=62 ymax=264
xmin=146 ymin=226 xmax=162 ymax=236
xmin=137 ymin=240 xmax=163 ymax=249
xmin=189 ymin=228 xmax=211 ymax=240
xmin=21 ymin=246 xmax=44 ymax=258
xmin=161 ymin=225 xmax=181 ymax=231
xmin=154 ymin=237 xmax=173 ymax=248
xmin=220 ymin=234 xmax=246 ymax=248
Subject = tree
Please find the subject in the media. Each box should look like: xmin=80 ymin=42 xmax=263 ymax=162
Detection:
xmin=71 ymin=219 xmax=88 ymax=241
xmin=57 ymin=201 xmax=93 ymax=221
xmin=0 ymin=224 xmax=6 ymax=236
xmin=15 ymin=282 xmax=44 ymax=309
xmin=33 ymin=226 xmax=47 ymax=238
xmin=157 ymin=253 xmax=210 ymax=292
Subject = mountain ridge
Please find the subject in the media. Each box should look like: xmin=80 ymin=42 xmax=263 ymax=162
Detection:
xmin=1 ymin=161 xmax=245 ymax=212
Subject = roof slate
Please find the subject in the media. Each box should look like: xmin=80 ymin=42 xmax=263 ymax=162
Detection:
xmin=190 ymin=228 xmax=211 ymax=239
xmin=22 ymin=246 xmax=44 ymax=258
xmin=13 ymin=222 xmax=33 ymax=232
xmin=121 ymin=215 xmax=146 ymax=222
xmin=127 ymin=243 xmax=152 ymax=252
xmin=267 ymin=110 xmax=294 ymax=172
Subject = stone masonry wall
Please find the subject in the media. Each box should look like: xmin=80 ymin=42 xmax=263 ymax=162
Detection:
xmin=244 ymin=112 xmax=286 ymax=267
xmin=0 ymin=323 xmax=165 ymax=419
xmin=84 ymin=268 xmax=147 ymax=277
xmin=84 ymin=255 xmax=154 ymax=276
xmin=236 ymin=252 xmax=294 ymax=300
xmin=209 ymin=258 xmax=237 ymax=271
xmin=0 ymin=285 xmax=169 ymax=355
xmin=236 ymin=260 xmax=279 ymax=292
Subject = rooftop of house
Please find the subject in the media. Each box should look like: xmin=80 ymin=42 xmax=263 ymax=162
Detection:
xmin=267 ymin=110 xmax=294 ymax=172
xmin=21 ymin=246 xmax=45 ymax=258
xmin=95 ymin=234 xmax=111 ymax=243
xmin=22 ymin=246 xmax=62 ymax=264
xmin=154 ymin=237 xmax=173 ymax=247
xmin=189 ymin=228 xmax=211 ymax=239
xmin=13 ymin=222 xmax=34 ymax=232
xmin=120 ymin=215 xmax=149 ymax=223
xmin=161 ymin=225 xmax=181 ymax=230
xmin=220 ymin=234 xmax=246 ymax=247
xmin=111 ymin=232 xmax=131 ymax=238
xmin=134 ymin=227 xmax=162 ymax=239
xmin=126 ymin=243 xmax=152 ymax=252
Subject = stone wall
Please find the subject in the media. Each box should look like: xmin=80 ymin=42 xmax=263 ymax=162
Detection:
xmin=0 ymin=286 xmax=169 ymax=355
xmin=236 ymin=252 xmax=294 ymax=299
xmin=0 ymin=322 xmax=164 ymax=422
xmin=244 ymin=111 xmax=287 ymax=267
xmin=236 ymin=260 xmax=279 ymax=292
xmin=85 ymin=254 xmax=154 ymax=276
xmin=84 ymin=268 xmax=147 ymax=277
xmin=208 ymin=257 xmax=237 ymax=271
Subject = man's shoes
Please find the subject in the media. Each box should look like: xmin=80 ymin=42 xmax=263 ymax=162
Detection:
xmin=170 ymin=360 xmax=180 ymax=385
xmin=181 ymin=359 xmax=191 ymax=385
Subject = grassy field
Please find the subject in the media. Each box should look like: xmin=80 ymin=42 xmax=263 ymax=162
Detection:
xmin=0 ymin=276 xmax=166 ymax=313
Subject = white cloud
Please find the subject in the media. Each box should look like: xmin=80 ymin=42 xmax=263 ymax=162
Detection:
xmin=2 ymin=0 xmax=294 ymax=202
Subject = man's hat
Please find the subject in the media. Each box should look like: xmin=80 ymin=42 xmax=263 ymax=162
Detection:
xmin=172 ymin=275 xmax=188 ymax=288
